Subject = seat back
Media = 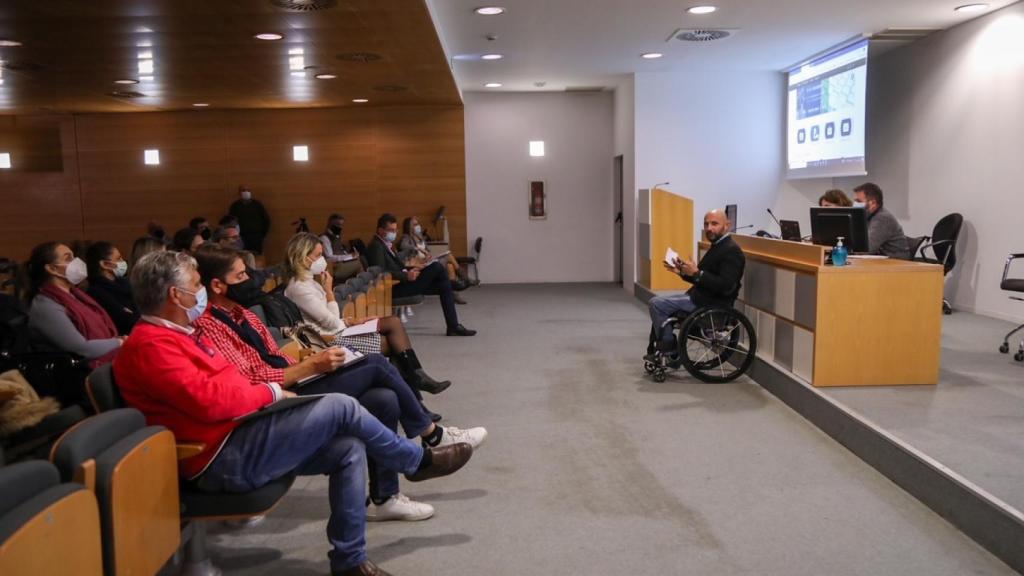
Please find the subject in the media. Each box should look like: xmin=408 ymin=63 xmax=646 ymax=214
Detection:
xmin=930 ymin=213 xmax=963 ymax=274
xmin=473 ymin=236 xmax=483 ymax=259
xmin=51 ymin=408 xmax=180 ymax=576
xmin=0 ymin=461 xmax=103 ymax=576
xmin=85 ymin=364 xmax=125 ymax=413
xmin=906 ymin=236 xmax=926 ymax=260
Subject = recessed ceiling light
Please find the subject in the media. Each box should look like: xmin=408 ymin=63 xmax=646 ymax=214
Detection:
xmin=474 ymin=6 xmax=505 ymax=15
xmin=481 ymin=53 xmax=504 ymax=60
xmin=254 ymin=33 xmax=284 ymax=41
xmin=114 ymin=79 xmax=139 ymax=85
xmin=192 ymin=103 xmax=209 ymax=107
xmin=687 ymin=5 xmax=717 ymax=14
xmin=954 ymin=3 xmax=989 ymax=12
xmin=641 ymin=52 xmax=664 ymax=59
xmin=352 ymin=98 xmax=369 ymax=103
xmin=484 ymin=82 xmax=503 ymax=88
xmin=315 ymin=73 xmax=337 ymax=79
xmin=0 ymin=39 xmax=22 ymax=47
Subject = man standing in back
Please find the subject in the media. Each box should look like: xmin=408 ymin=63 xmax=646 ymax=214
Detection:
xmin=229 ymin=186 xmax=271 ymax=255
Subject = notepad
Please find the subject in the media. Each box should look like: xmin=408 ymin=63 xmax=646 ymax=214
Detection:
xmin=664 ymin=247 xmax=680 ymax=267
xmin=339 ymin=253 xmax=358 ymax=262
xmin=233 ymin=394 xmax=327 ymax=423
xmin=341 ymin=319 xmax=378 ymax=337
xmin=293 ymin=346 xmax=368 ymax=388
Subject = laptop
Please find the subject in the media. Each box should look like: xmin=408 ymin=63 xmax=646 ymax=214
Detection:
xmin=779 ymin=220 xmax=802 ymax=241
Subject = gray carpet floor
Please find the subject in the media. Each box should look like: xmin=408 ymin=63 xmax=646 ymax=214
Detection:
xmin=209 ymin=283 xmax=1016 ymax=575
xmin=825 ymin=311 xmax=1024 ymax=512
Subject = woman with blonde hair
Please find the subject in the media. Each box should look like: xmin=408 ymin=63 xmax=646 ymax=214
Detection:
xmin=282 ymin=232 xmax=452 ymax=401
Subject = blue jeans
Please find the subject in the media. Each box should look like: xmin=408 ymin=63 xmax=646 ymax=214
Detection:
xmin=195 ymin=394 xmax=424 ymax=572
xmin=298 ymin=353 xmax=433 ymax=501
xmin=649 ymin=293 xmax=697 ymax=349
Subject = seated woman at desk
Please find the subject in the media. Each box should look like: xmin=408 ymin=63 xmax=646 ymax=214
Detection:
xmin=819 ymin=189 xmax=853 ymax=207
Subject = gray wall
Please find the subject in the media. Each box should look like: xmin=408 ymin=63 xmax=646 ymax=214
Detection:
xmin=774 ymin=3 xmax=1024 ymax=321
xmin=464 ymin=92 xmax=615 ymax=283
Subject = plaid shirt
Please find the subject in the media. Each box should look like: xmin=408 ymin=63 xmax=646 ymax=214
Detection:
xmin=193 ymin=304 xmax=296 ymax=385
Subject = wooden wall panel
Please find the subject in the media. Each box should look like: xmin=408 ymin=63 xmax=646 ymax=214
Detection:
xmin=0 ymin=106 xmax=466 ymax=265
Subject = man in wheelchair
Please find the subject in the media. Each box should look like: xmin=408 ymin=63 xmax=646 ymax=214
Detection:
xmin=645 ymin=209 xmax=746 ymax=368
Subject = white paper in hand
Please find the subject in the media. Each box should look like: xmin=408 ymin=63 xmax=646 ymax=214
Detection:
xmin=341 ymin=319 xmax=379 ymax=337
xmin=664 ymin=247 xmax=680 ymax=268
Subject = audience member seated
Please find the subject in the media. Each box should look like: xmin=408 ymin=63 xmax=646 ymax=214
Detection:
xmin=26 ymin=242 xmax=123 ymax=368
xmin=819 ymin=188 xmax=853 ymax=207
xmin=128 ymin=236 xmax=166 ymax=269
xmin=366 ymin=214 xmax=476 ymax=337
xmin=146 ymin=221 xmax=171 ymax=246
xmin=280 ymin=234 xmax=452 ymax=397
xmin=172 ymin=227 xmax=204 ymax=254
xmin=212 ymin=224 xmax=244 ymax=250
xmin=112 ymin=250 xmax=474 ymax=576
xmin=853 ymin=182 xmax=910 ymax=259
xmin=193 ymin=244 xmax=486 ymax=520
xmin=646 ymin=209 xmax=746 ymax=360
xmin=320 ymin=213 xmax=364 ymax=283
xmin=84 ymin=241 xmax=140 ymax=335
xmin=189 ymin=216 xmax=212 ymax=241
xmin=400 ymin=216 xmax=471 ymax=304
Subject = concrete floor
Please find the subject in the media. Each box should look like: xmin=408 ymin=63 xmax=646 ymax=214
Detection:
xmin=208 ymin=284 xmax=1016 ymax=575
xmin=824 ymin=311 xmax=1024 ymax=512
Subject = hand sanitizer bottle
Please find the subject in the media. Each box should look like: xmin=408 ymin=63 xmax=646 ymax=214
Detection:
xmin=832 ymin=236 xmax=848 ymax=266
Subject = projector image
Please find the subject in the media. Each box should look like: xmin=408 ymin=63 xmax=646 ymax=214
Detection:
xmin=825 ymin=122 xmax=835 ymax=139
xmin=797 ymin=128 xmax=806 ymax=144
xmin=811 ymin=125 xmax=820 ymax=141
xmin=841 ymin=118 xmax=852 ymax=136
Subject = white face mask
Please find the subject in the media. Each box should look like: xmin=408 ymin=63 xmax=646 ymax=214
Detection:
xmin=58 ymin=257 xmax=88 ymax=285
xmin=308 ymin=255 xmax=328 ymax=276
xmin=413 ymin=225 xmax=422 ymax=236
xmin=852 ymin=201 xmax=866 ymax=209
xmin=240 ymin=190 xmax=252 ymax=201
xmin=385 ymin=231 xmax=397 ymax=243
xmin=112 ymin=260 xmax=128 ymax=278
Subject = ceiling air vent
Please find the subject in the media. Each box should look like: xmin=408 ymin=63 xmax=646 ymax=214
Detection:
xmin=337 ymin=52 xmax=383 ymax=63
xmin=1 ymin=60 xmax=45 ymax=72
xmin=372 ymin=84 xmax=408 ymax=93
xmin=564 ymin=86 xmax=607 ymax=93
xmin=669 ymin=28 xmax=737 ymax=43
xmin=107 ymin=91 xmax=146 ymax=99
xmin=270 ymin=0 xmax=338 ymax=11
xmin=870 ymin=28 xmax=938 ymax=42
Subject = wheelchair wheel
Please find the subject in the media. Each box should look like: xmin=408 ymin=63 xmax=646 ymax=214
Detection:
xmin=678 ymin=307 xmax=757 ymax=383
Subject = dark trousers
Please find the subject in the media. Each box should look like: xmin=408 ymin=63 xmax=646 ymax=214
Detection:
xmin=392 ymin=261 xmax=459 ymax=329
xmin=297 ymin=353 xmax=433 ymax=501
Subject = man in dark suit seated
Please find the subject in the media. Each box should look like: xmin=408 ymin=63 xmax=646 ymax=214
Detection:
xmin=365 ymin=213 xmax=476 ymax=337
xmin=646 ymin=209 xmax=746 ymax=361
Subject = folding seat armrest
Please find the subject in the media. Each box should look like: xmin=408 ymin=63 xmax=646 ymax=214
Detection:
xmin=177 ymin=442 xmax=206 ymax=460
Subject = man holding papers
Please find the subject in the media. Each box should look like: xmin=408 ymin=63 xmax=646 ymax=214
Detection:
xmin=114 ymin=250 xmax=475 ymax=576
xmin=646 ymin=209 xmax=746 ymax=361
xmin=193 ymin=244 xmax=487 ymax=522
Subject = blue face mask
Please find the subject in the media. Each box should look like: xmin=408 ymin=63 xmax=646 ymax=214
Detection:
xmin=177 ymin=286 xmax=208 ymax=324
xmin=385 ymin=231 xmax=397 ymax=243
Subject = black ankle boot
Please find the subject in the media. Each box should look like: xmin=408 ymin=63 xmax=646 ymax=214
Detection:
xmin=395 ymin=350 xmax=452 ymax=395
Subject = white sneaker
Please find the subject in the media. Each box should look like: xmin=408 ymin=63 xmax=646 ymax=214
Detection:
xmin=366 ymin=493 xmax=434 ymax=522
xmin=436 ymin=425 xmax=487 ymax=450
xmin=222 ymin=515 xmax=266 ymax=529
xmin=405 ymin=306 xmax=415 ymax=317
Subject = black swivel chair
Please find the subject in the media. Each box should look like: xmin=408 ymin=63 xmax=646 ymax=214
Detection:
xmin=998 ymin=253 xmax=1024 ymax=362
xmin=457 ymin=237 xmax=483 ymax=284
xmin=912 ymin=213 xmax=963 ymax=315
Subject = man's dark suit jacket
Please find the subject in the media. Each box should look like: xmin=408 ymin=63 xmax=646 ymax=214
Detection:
xmin=364 ymin=236 xmax=409 ymax=282
xmin=681 ymin=234 xmax=746 ymax=308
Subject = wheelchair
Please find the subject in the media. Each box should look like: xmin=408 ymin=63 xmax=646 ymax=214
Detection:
xmin=644 ymin=305 xmax=757 ymax=384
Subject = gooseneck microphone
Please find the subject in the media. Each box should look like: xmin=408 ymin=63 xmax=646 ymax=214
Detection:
xmin=652 ymin=181 xmax=670 ymax=190
xmin=734 ymin=224 xmax=754 ymax=232
xmin=767 ymin=208 xmax=782 ymax=231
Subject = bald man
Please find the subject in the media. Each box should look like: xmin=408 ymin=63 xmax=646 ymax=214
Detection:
xmin=646 ymin=209 xmax=746 ymax=360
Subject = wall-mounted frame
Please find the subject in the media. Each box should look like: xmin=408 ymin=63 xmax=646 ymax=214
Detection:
xmin=529 ymin=180 xmax=546 ymax=220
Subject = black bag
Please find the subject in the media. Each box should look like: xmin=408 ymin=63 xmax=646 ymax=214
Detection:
xmin=254 ymin=289 xmax=303 ymax=328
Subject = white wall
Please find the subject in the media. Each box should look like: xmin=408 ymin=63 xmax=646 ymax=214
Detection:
xmin=614 ymin=76 xmax=636 ymax=292
xmin=634 ymin=70 xmax=786 ymax=246
xmin=773 ymin=2 xmax=1024 ymax=322
xmin=464 ymin=92 xmax=615 ymax=283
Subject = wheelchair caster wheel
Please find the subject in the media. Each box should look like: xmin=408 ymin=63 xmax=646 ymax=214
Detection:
xmin=1015 ymin=351 xmax=1024 ymax=362
xmin=999 ymin=342 xmax=1010 ymax=354
xmin=653 ymin=371 xmax=666 ymax=383
xmin=644 ymin=361 xmax=657 ymax=375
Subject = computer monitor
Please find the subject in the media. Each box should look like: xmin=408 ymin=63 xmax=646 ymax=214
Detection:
xmin=810 ymin=207 xmax=869 ymax=252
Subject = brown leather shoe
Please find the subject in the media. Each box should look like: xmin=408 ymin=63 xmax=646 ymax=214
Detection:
xmin=333 ymin=560 xmax=392 ymax=576
xmin=405 ymin=442 xmax=473 ymax=482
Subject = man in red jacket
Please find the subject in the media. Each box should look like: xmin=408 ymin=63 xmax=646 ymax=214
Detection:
xmin=113 ymin=251 xmax=472 ymax=576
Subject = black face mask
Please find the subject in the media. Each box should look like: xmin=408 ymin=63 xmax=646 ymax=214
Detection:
xmin=329 ymin=225 xmax=343 ymax=236
xmin=225 ymin=276 xmax=264 ymax=308
xmin=200 ymin=228 xmax=212 ymax=241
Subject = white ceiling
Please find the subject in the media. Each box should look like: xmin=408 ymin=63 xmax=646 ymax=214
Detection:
xmin=427 ymin=0 xmax=1018 ymax=93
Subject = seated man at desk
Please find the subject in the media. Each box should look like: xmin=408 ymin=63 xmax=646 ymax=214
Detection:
xmin=646 ymin=209 xmax=746 ymax=361
xmin=852 ymin=182 xmax=911 ymax=259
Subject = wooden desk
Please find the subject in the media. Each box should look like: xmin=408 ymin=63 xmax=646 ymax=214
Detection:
xmin=701 ymin=235 xmax=943 ymax=387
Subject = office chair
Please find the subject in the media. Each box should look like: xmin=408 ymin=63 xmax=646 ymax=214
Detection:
xmin=998 ymin=252 xmax=1024 ymax=362
xmin=457 ymin=237 xmax=483 ymax=284
xmin=912 ymin=213 xmax=963 ymax=314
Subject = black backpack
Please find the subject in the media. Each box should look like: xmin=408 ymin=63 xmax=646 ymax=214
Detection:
xmin=254 ymin=287 xmax=303 ymax=328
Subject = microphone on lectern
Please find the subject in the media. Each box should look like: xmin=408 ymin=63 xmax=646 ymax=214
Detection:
xmin=766 ymin=208 xmax=782 ymax=231
xmin=652 ymin=181 xmax=670 ymax=190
